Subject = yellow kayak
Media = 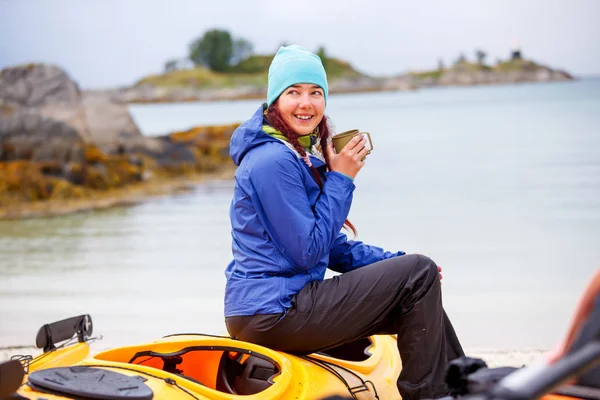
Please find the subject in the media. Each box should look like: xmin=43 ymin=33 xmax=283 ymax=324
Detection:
xmin=7 ymin=314 xmax=401 ymax=399
xmin=6 ymin=314 xmax=597 ymax=400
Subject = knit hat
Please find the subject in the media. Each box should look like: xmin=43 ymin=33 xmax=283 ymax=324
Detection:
xmin=267 ymin=45 xmax=328 ymax=106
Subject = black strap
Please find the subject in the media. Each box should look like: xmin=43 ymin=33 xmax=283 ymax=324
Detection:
xmin=249 ymin=366 xmax=275 ymax=381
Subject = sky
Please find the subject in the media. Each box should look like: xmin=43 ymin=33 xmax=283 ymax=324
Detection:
xmin=1 ymin=0 xmax=599 ymax=89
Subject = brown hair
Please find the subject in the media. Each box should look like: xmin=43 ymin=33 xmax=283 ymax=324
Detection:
xmin=265 ymin=103 xmax=357 ymax=237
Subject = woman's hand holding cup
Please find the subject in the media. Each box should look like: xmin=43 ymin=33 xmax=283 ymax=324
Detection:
xmin=326 ymin=135 xmax=369 ymax=179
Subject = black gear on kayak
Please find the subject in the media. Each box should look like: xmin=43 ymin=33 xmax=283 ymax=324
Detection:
xmin=162 ymin=355 xmax=184 ymax=375
xmin=445 ymin=356 xmax=519 ymax=397
xmin=28 ymin=366 xmax=153 ymax=400
xmin=35 ymin=314 xmax=93 ymax=353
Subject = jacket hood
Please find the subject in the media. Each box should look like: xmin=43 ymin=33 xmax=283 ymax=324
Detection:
xmin=230 ymin=105 xmax=277 ymax=166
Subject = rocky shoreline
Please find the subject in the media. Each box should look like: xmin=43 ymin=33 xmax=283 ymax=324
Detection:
xmin=0 ymin=64 xmax=238 ymax=219
xmin=0 ymin=168 xmax=235 ymax=219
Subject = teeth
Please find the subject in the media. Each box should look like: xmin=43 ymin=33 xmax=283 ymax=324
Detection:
xmin=295 ymin=115 xmax=312 ymax=120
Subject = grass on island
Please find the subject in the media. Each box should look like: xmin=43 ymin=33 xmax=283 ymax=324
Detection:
xmin=494 ymin=58 xmax=542 ymax=72
xmin=137 ymin=67 xmax=267 ymax=89
xmin=137 ymin=55 xmax=366 ymax=89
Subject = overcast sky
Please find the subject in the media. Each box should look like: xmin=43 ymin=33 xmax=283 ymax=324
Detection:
xmin=1 ymin=0 xmax=599 ymax=89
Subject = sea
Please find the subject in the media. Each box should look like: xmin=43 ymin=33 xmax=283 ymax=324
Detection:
xmin=1 ymin=79 xmax=599 ymax=358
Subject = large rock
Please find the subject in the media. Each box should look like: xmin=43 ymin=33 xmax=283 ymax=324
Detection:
xmin=82 ymin=91 xmax=142 ymax=146
xmin=0 ymin=64 xmax=142 ymax=164
xmin=0 ymin=64 xmax=90 ymax=140
xmin=0 ymin=105 xmax=85 ymax=163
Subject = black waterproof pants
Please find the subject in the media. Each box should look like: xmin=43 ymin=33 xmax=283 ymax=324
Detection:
xmin=226 ymin=254 xmax=465 ymax=399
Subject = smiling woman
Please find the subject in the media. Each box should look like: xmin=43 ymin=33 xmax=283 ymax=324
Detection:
xmin=224 ymin=45 xmax=463 ymax=400
xmin=276 ymin=84 xmax=325 ymax=135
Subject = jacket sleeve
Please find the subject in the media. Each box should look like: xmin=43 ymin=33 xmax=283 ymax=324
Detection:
xmin=250 ymin=153 xmax=355 ymax=272
xmin=328 ymin=232 xmax=405 ymax=273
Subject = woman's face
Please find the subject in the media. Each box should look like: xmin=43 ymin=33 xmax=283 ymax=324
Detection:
xmin=276 ymin=84 xmax=325 ymax=136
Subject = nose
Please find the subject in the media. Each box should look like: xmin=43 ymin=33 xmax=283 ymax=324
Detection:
xmin=298 ymin=93 xmax=312 ymax=108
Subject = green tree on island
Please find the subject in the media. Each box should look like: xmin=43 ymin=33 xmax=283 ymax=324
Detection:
xmin=189 ymin=29 xmax=233 ymax=72
xmin=454 ymin=52 xmax=467 ymax=65
xmin=475 ymin=49 xmax=487 ymax=66
xmin=189 ymin=29 xmax=255 ymax=72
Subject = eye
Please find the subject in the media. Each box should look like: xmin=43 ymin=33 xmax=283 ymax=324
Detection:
xmin=286 ymin=89 xmax=299 ymax=95
xmin=311 ymin=89 xmax=323 ymax=96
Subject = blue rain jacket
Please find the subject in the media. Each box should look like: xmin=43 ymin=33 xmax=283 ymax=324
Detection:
xmin=225 ymin=105 xmax=405 ymax=317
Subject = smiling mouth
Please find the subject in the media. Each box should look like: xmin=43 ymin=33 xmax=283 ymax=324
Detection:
xmin=294 ymin=115 xmax=313 ymax=121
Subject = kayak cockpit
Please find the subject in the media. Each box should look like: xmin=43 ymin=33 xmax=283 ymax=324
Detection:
xmin=126 ymin=345 xmax=280 ymax=395
xmin=90 ymin=336 xmax=290 ymax=396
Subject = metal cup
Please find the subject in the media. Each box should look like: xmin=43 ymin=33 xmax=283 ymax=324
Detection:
xmin=332 ymin=130 xmax=373 ymax=160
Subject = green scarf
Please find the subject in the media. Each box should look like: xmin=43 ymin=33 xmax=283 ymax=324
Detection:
xmin=262 ymin=125 xmax=315 ymax=152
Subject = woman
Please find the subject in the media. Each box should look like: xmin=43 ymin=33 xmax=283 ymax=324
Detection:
xmin=225 ymin=45 xmax=464 ymax=399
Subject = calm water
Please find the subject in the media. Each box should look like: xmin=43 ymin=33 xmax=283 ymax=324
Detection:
xmin=1 ymin=80 xmax=599 ymax=352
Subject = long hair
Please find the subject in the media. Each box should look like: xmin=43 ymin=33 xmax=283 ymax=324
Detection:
xmin=265 ymin=103 xmax=357 ymax=237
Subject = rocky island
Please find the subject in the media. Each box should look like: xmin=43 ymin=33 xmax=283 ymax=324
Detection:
xmin=107 ymin=47 xmax=573 ymax=104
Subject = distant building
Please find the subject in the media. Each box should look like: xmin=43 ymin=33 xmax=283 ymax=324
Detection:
xmin=511 ymin=39 xmax=522 ymax=60
xmin=164 ymin=58 xmax=195 ymax=73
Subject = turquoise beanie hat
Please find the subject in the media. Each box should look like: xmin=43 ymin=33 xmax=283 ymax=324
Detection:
xmin=267 ymin=45 xmax=328 ymax=106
